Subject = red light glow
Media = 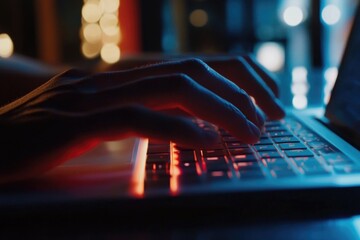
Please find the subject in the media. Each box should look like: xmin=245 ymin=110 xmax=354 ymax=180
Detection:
xmin=130 ymin=138 xmax=148 ymax=198
xmin=170 ymin=142 xmax=180 ymax=195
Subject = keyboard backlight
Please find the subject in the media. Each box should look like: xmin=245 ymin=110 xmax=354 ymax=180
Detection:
xmin=170 ymin=142 xmax=180 ymax=195
xmin=211 ymin=171 xmax=225 ymax=177
xmin=236 ymin=162 xmax=253 ymax=167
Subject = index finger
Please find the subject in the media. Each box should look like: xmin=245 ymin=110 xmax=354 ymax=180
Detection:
xmin=206 ymin=57 xmax=285 ymax=120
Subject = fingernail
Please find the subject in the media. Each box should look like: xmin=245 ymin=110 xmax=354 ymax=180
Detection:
xmin=247 ymin=120 xmax=261 ymax=139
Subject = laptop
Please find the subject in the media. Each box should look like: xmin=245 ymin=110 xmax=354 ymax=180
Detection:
xmin=1 ymin=7 xmax=360 ymax=221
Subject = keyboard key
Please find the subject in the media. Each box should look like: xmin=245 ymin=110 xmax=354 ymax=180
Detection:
xmin=239 ymin=170 xmax=265 ymax=180
xmin=316 ymin=146 xmax=338 ymax=155
xmin=227 ymin=142 xmax=248 ymax=148
xmin=199 ymin=144 xmax=224 ymax=152
xmin=229 ymin=148 xmax=253 ymax=155
xmin=266 ymin=126 xmax=288 ymax=132
xmin=303 ymin=167 xmax=330 ymax=176
xmin=334 ymin=165 xmax=360 ymax=174
xmin=301 ymin=136 xmax=320 ymax=143
xmin=293 ymin=157 xmax=327 ymax=173
xmin=147 ymin=153 xmax=170 ymax=163
xmin=293 ymin=157 xmax=320 ymax=167
xmin=325 ymin=153 xmax=354 ymax=166
xmin=273 ymin=136 xmax=299 ymax=143
xmin=207 ymin=170 xmax=230 ymax=181
xmin=285 ymin=149 xmax=314 ymax=158
xmin=175 ymin=146 xmax=196 ymax=151
xmin=177 ymin=150 xmax=196 ymax=162
xmin=271 ymin=169 xmax=296 ymax=178
xmin=177 ymin=175 xmax=202 ymax=186
xmin=293 ymin=157 xmax=331 ymax=176
xmin=177 ymin=162 xmax=198 ymax=176
xmin=269 ymin=131 xmax=293 ymax=137
xmin=232 ymin=154 xmax=257 ymax=162
xmin=147 ymin=144 xmax=170 ymax=154
xmin=202 ymin=149 xmax=225 ymax=157
xmin=268 ymin=164 xmax=296 ymax=178
xmin=145 ymin=165 xmax=169 ymax=181
xmin=235 ymin=161 xmax=260 ymax=171
xmin=279 ymin=143 xmax=307 ymax=150
xmin=254 ymin=138 xmax=273 ymax=145
xmin=307 ymin=141 xmax=328 ymax=149
xmin=254 ymin=145 xmax=276 ymax=152
xmin=260 ymin=151 xmax=282 ymax=158
xmin=205 ymin=156 xmax=229 ymax=171
xmin=265 ymin=121 xmax=282 ymax=127
xmin=146 ymin=162 xmax=169 ymax=172
xmin=264 ymin=158 xmax=289 ymax=167
xmin=145 ymin=178 xmax=170 ymax=189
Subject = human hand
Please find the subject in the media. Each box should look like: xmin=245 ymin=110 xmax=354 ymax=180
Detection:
xmin=0 ymin=57 xmax=284 ymax=182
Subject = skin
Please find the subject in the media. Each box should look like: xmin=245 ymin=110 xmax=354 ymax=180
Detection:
xmin=0 ymin=56 xmax=285 ymax=183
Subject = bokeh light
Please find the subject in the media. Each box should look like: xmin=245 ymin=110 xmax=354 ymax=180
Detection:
xmin=291 ymin=67 xmax=309 ymax=110
xmin=292 ymin=66 xmax=308 ymax=83
xmin=83 ymin=23 xmax=102 ymax=43
xmin=82 ymin=42 xmax=101 ymax=58
xmin=322 ymin=4 xmax=341 ymax=25
xmin=81 ymin=0 xmax=120 ymax=63
xmin=101 ymin=43 xmax=121 ymax=63
xmin=0 ymin=33 xmax=14 ymax=58
xmin=323 ymin=67 xmax=338 ymax=104
xmin=292 ymin=95 xmax=308 ymax=109
xmin=100 ymin=13 xmax=119 ymax=36
xmin=283 ymin=6 xmax=304 ymax=27
xmin=100 ymin=0 xmax=120 ymax=13
xmin=82 ymin=2 xmax=103 ymax=23
xmin=189 ymin=9 xmax=208 ymax=27
xmin=256 ymin=42 xmax=285 ymax=72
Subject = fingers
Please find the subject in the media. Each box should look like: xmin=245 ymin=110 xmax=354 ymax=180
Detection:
xmin=76 ymin=105 xmax=220 ymax=148
xmin=236 ymin=57 xmax=285 ymax=119
xmin=86 ymin=59 xmax=261 ymax=128
xmin=78 ymin=74 xmax=261 ymax=144
xmin=242 ymin=55 xmax=280 ymax=97
xmin=207 ymin=57 xmax=285 ymax=120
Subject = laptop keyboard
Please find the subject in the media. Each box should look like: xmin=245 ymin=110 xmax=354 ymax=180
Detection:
xmin=145 ymin=117 xmax=359 ymax=190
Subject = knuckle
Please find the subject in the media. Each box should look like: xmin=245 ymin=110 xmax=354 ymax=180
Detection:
xmin=237 ymin=89 xmax=256 ymax=110
xmin=237 ymin=88 xmax=252 ymax=102
xmin=228 ymin=56 xmax=242 ymax=64
xmin=166 ymin=74 xmax=197 ymax=104
xmin=236 ymin=56 xmax=249 ymax=68
xmin=225 ymin=101 xmax=243 ymax=118
xmin=171 ymin=74 xmax=195 ymax=92
xmin=181 ymin=58 xmax=208 ymax=70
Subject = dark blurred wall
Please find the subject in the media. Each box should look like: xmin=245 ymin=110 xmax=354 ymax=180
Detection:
xmin=0 ymin=1 xmax=38 ymax=58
